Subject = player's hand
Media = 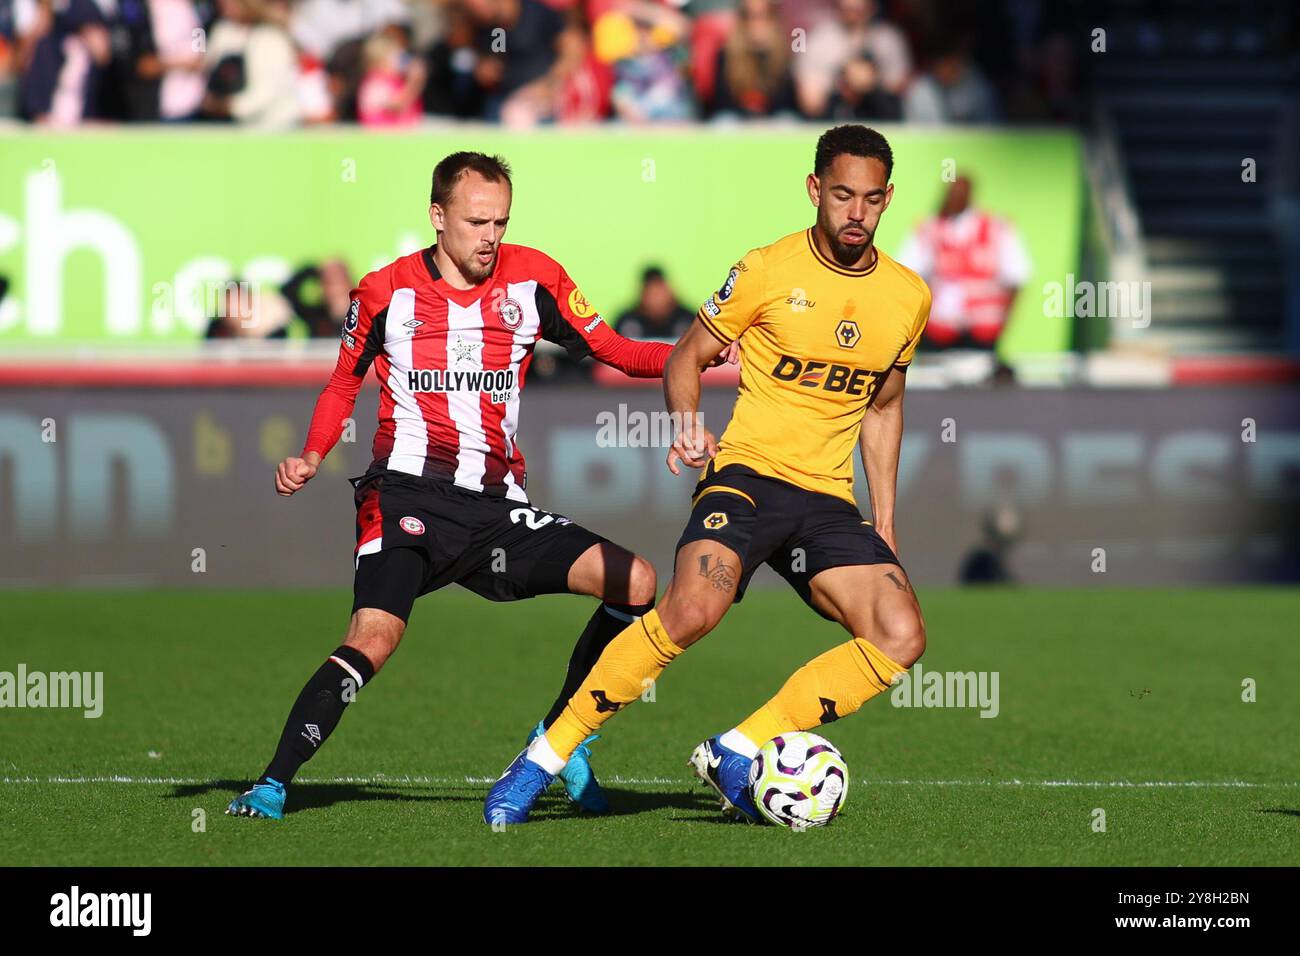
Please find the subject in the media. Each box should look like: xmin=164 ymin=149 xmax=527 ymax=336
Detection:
xmin=275 ymin=455 xmax=319 ymax=496
xmin=666 ymin=423 xmax=718 ymax=475
xmin=705 ymin=340 xmax=740 ymax=368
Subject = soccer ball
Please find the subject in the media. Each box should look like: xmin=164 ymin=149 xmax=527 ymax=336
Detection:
xmin=748 ymin=732 xmax=849 ymax=828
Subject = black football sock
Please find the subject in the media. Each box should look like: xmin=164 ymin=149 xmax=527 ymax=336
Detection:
xmin=259 ymin=645 xmax=375 ymax=785
xmin=541 ymin=601 xmax=654 ymax=730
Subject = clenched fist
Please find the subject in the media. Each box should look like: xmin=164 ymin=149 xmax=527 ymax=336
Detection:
xmin=275 ymin=453 xmax=321 ymax=496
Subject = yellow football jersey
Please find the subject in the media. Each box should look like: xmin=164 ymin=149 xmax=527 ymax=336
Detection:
xmin=696 ymin=228 xmax=931 ymax=504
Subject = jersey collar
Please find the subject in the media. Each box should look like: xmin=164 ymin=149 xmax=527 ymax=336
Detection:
xmin=421 ymin=245 xmax=442 ymax=284
xmin=423 ymin=244 xmax=500 ymax=306
xmin=806 ymin=228 xmax=880 ymax=277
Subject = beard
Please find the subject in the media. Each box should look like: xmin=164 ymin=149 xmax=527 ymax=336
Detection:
xmin=459 ymin=248 xmax=497 ymax=282
xmin=819 ymin=213 xmax=875 ymax=268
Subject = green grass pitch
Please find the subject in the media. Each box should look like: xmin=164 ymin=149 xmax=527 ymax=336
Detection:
xmin=1 ymin=588 xmax=1297 ymax=866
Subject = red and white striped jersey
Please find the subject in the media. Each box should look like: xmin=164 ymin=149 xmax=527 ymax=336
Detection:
xmin=897 ymin=209 xmax=1031 ymax=345
xmin=302 ymin=243 xmax=672 ymax=502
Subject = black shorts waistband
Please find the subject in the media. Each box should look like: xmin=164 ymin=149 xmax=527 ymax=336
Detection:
xmin=695 ymin=461 xmax=853 ymax=511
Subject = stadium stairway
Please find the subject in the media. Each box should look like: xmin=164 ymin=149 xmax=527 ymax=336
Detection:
xmin=1092 ymin=7 xmax=1295 ymax=353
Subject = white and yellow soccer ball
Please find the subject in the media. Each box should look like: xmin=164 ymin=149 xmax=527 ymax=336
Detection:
xmin=748 ymin=732 xmax=849 ymax=828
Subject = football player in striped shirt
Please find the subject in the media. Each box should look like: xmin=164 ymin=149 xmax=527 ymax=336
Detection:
xmin=226 ymin=152 xmax=732 ymax=820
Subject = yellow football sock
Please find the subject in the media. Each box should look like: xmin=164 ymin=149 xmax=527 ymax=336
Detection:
xmin=735 ymin=638 xmax=906 ymax=749
xmin=541 ymin=609 xmax=682 ymax=764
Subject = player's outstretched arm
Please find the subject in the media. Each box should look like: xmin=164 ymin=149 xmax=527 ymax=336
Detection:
xmin=542 ymin=254 xmax=737 ymax=377
xmin=664 ymin=319 xmax=726 ymax=475
xmin=583 ymin=321 xmax=675 ymax=377
xmin=859 ymin=368 xmax=907 ymax=553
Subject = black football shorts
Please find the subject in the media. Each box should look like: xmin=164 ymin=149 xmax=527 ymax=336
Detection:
xmin=349 ymin=467 xmax=607 ymax=622
xmin=676 ymin=462 xmax=901 ymax=620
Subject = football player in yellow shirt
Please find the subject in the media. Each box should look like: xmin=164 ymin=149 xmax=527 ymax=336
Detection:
xmin=485 ymin=125 xmax=932 ymax=824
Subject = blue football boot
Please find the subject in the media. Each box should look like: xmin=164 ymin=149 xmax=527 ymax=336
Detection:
xmin=483 ymin=750 xmax=554 ymax=825
xmin=225 ymin=777 xmax=286 ymax=820
xmin=688 ymin=736 xmax=760 ymax=823
xmin=526 ymin=722 xmax=609 ymax=814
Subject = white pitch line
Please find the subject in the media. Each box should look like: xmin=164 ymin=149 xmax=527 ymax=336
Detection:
xmin=0 ymin=775 xmax=1296 ymax=789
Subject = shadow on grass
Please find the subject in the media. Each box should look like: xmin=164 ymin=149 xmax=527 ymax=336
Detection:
xmin=168 ymin=780 xmax=480 ymax=814
xmin=602 ymin=786 xmax=718 ymax=817
xmin=1259 ymin=808 xmax=1300 ymax=818
xmin=477 ymin=786 xmax=722 ymax=826
xmin=167 ymin=780 xmax=725 ymax=822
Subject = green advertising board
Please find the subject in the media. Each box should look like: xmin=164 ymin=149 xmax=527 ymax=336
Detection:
xmin=0 ymin=126 xmax=1081 ymax=354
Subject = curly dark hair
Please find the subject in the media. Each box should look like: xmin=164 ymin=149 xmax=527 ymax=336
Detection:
xmin=814 ymin=125 xmax=894 ymax=180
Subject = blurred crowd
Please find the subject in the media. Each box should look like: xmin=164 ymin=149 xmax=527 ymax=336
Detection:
xmin=0 ymin=0 xmax=1083 ymax=126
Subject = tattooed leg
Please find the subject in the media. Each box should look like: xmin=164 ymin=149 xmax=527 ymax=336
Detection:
xmin=885 ymin=569 xmax=914 ymax=595
xmin=653 ymin=540 xmax=743 ymax=650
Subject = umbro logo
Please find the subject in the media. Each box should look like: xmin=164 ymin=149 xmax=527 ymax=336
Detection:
xmin=404 ymin=318 xmax=423 ymax=330
xmin=302 ymin=723 xmax=323 ymax=747
xmin=590 ymin=689 xmax=623 ymax=714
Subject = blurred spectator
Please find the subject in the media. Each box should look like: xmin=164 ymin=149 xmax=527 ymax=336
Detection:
xmin=683 ymin=0 xmax=733 ymax=106
xmin=467 ymin=0 xmax=567 ymax=123
xmin=292 ymin=0 xmax=410 ymax=121
xmin=553 ymin=15 xmax=612 ymax=123
xmin=600 ymin=3 xmax=692 ymax=123
xmin=145 ymin=0 xmax=207 ymax=119
xmin=281 ymin=258 xmax=354 ymax=337
xmin=356 ymin=23 xmax=425 ymax=126
xmin=100 ymin=0 xmax=156 ymax=120
xmin=201 ymin=0 xmax=300 ymax=127
xmin=958 ymin=503 xmax=1022 ymax=585
xmin=204 ymin=281 xmax=293 ymax=338
xmin=826 ymin=50 xmax=900 ymax=120
xmin=290 ymin=0 xmax=409 ymax=63
xmin=297 ymin=49 xmax=337 ymax=123
xmin=405 ymin=0 xmax=448 ymax=54
xmin=897 ymin=175 xmax=1031 ymax=351
xmin=902 ymin=35 xmax=997 ymax=124
xmin=711 ymin=0 xmax=794 ymax=120
xmin=498 ymin=11 xmax=612 ymax=126
xmin=794 ymin=0 xmax=911 ymax=119
xmin=424 ymin=1 xmax=488 ymax=118
xmin=614 ymin=265 xmax=693 ymax=339
xmin=0 ymin=0 xmax=27 ymax=116
xmin=17 ymin=0 xmax=112 ymax=124
xmin=104 ymin=0 xmax=206 ymax=121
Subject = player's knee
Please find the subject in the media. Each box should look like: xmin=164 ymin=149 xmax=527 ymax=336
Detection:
xmin=880 ymin=607 xmax=926 ymax=667
xmin=659 ymin=598 xmax=721 ymax=648
xmin=626 ymin=556 xmax=658 ymax=607
xmin=346 ymin=609 xmax=406 ymax=673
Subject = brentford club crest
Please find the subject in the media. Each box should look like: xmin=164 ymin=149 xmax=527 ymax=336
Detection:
xmin=498 ymin=297 xmax=524 ymax=330
xmin=399 ymin=516 xmax=425 ymax=535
